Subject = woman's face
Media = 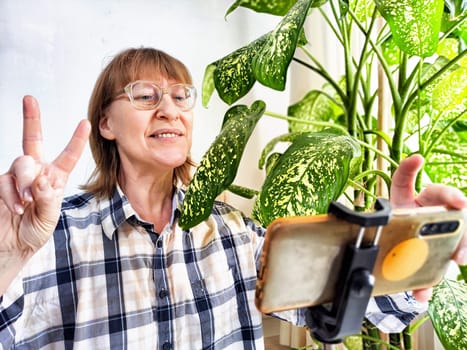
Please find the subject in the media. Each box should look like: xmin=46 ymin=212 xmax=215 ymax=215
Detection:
xmin=99 ymin=76 xmax=194 ymax=175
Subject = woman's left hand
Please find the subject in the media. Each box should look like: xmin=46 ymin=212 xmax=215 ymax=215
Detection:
xmin=390 ymin=153 xmax=467 ymax=301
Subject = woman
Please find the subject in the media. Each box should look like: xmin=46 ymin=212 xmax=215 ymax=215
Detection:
xmin=1 ymin=47 xmax=466 ymax=349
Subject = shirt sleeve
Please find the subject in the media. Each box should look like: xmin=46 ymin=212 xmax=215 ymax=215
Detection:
xmin=0 ymin=274 xmax=24 ymax=349
xmin=365 ymin=292 xmax=426 ymax=333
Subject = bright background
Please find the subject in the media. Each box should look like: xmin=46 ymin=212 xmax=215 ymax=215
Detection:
xmin=0 ymin=0 xmax=294 ymax=202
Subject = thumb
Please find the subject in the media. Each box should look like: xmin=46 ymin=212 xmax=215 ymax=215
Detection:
xmin=389 ymin=154 xmax=424 ymax=207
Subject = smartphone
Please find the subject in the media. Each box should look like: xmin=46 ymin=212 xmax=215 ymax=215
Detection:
xmin=255 ymin=205 xmax=466 ymax=314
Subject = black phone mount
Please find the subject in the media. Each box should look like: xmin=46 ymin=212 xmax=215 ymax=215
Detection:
xmin=305 ymin=198 xmax=392 ymax=344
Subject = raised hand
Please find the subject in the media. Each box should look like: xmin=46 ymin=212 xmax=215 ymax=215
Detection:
xmin=390 ymin=154 xmax=467 ymax=301
xmin=0 ymin=95 xmax=90 ymax=260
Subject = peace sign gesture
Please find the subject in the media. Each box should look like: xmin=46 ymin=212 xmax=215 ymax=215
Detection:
xmin=0 ymin=96 xmax=90 ymax=294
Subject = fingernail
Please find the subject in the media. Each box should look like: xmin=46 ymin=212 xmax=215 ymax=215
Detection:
xmin=14 ymin=203 xmax=24 ymax=215
xmin=23 ymin=188 xmax=33 ymax=202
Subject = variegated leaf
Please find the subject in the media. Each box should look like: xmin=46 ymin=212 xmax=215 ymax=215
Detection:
xmin=225 ymin=0 xmax=328 ymax=17
xmin=258 ymin=132 xmax=304 ymax=169
xmin=375 ymin=0 xmax=444 ymax=57
xmin=226 ymin=0 xmax=298 ymax=16
xmin=288 ymin=89 xmax=343 ymax=133
xmin=428 ymin=279 xmax=467 ymax=349
xmin=252 ymin=0 xmax=313 ymax=90
xmin=211 ymin=35 xmax=268 ymax=105
xmin=203 ymin=0 xmax=316 ymax=105
xmin=432 ymin=66 xmax=467 ymax=111
xmin=179 ymin=101 xmax=265 ymax=229
xmin=253 ymin=132 xmax=361 ymax=226
xmin=202 ymin=64 xmax=216 ymax=107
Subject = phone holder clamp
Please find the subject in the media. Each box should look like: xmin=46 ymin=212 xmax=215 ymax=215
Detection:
xmin=305 ymin=198 xmax=392 ymax=344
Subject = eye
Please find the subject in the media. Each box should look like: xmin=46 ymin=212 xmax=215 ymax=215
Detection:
xmin=173 ymin=94 xmax=187 ymax=102
xmin=139 ymin=94 xmax=156 ymax=101
xmin=171 ymin=86 xmax=190 ymax=102
xmin=133 ymin=86 xmax=158 ymax=104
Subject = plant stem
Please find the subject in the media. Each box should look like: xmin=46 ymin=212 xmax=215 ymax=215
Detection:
xmin=263 ymin=110 xmax=349 ymax=134
xmin=293 ymin=54 xmax=347 ymax=105
xmin=402 ymin=325 xmax=413 ymax=350
xmin=389 ymin=333 xmax=401 ymax=349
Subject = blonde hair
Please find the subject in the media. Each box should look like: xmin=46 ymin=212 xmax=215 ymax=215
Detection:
xmin=81 ymin=47 xmax=195 ymax=198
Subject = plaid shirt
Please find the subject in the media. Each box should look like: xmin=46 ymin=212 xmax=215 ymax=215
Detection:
xmin=0 ymin=187 xmax=423 ymax=349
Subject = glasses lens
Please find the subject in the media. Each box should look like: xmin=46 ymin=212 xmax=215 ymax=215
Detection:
xmin=170 ymin=84 xmax=196 ymax=111
xmin=131 ymin=82 xmax=161 ymax=109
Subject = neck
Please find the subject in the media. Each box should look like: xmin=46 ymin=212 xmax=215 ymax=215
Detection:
xmin=120 ymin=172 xmax=175 ymax=233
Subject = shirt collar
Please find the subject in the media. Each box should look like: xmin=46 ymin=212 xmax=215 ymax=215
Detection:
xmin=99 ymin=185 xmax=184 ymax=240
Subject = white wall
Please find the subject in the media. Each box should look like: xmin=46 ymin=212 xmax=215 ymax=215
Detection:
xmin=0 ymin=0 xmax=291 ymax=200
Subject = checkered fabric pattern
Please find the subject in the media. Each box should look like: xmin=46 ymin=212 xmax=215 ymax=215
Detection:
xmin=0 ymin=187 xmax=422 ymax=349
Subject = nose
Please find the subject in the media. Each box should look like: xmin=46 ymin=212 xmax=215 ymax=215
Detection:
xmin=155 ymin=94 xmax=180 ymax=121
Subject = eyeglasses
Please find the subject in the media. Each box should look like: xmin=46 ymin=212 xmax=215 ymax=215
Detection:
xmin=117 ymin=80 xmax=197 ymax=111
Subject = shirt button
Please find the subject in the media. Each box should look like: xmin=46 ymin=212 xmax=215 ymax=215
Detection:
xmin=159 ymin=289 xmax=168 ymax=298
xmin=156 ymin=240 xmax=163 ymax=248
xmin=162 ymin=341 xmax=172 ymax=350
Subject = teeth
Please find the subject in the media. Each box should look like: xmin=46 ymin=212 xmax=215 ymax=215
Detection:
xmin=155 ymin=133 xmax=179 ymax=138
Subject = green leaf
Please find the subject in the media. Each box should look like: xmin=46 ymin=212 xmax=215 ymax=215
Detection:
xmin=375 ymin=0 xmax=444 ymax=57
xmin=179 ymin=101 xmax=265 ymax=230
xmin=252 ymin=0 xmax=313 ymax=90
xmin=226 ymin=0 xmax=298 ymax=17
xmin=350 ymin=0 xmax=375 ymax=22
xmin=202 ymin=63 xmax=217 ymax=107
xmin=225 ymin=0 xmax=328 ymax=17
xmin=258 ymin=132 xmax=305 ymax=169
xmin=424 ymin=124 xmax=467 ymax=195
xmin=432 ymin=66 xmax=467 ymax=111
xmin=204 ymin=0 xmax=316 ymax=105
xmin=227 ymin=184 xmax=259 ymax=199
xmin=212 ymin=35 xmax=268 ymax=105
xmin=459 ymin=264 xmax=467 ymax=282
xmin=344 ymin=335 xmax=363 ymax=350
xmin=428 ymin=279 xmax=467 ymax=349
xmin=381 ymin=36 xmax=402 ymax=66
xmin=264 ymin=152 xmax=283 ymax=176
xmin=287 ymin=88 xmax=344 ymax=133
xmin=253 ymin=132 xmax=361 ymax=226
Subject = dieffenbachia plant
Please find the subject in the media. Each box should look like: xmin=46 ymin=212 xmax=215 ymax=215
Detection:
xmin=179 ymin=101 xmax=265 ymax=229
xmin=179 ymin=0 xmax=467 ymax=348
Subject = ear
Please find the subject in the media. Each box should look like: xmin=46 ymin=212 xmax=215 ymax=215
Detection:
xmin=99 ymin=113 xmax=116 ymax=140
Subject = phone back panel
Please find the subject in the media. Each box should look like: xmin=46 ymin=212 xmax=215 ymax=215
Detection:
xmin=255 ymin=207 xmax=466 ymax=313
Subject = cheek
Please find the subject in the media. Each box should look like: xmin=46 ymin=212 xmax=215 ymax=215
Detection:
xmin=184 ymin=114 xmax=194 ymax=145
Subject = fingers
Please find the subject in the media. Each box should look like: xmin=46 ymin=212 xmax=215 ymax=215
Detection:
xmin=0 ymin=156 xmax=39 ymax=214
xmin=412 ymin=288 xmax=433 ymax=303
xmin=389 ymin=154 xmax=424 ymax=207
xmin=0 ymin=116 xmax=90 ymax=216
xmin=52 ymin=119 xmax=91 ymax=175
xmin=453 ymin=233 xmax=467 ymax=265
xmin=0 ymin=173 xmax=24 ymax=214
xmin=22 ymin=95 xmax=43 ymax=160
xmin=415 ymin=183 xmax=467 ymax=209
xmin=31 ymin=174 xmax=63 ymax=219
xmin=10 ymin=156 xmax=39 ymax=201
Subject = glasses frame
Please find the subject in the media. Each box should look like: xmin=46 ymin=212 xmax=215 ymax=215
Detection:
xmin=116 ymin=80 xmax=197 ymax=111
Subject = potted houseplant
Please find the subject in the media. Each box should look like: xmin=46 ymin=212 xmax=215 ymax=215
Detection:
xmin=179 ymin=0 xmax=467 ymax=348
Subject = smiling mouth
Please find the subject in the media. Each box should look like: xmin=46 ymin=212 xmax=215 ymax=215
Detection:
xmin=153 ymin=132 xmax=180 ymax=138
xmin=151 ymin=132 xmax=182 ymax=139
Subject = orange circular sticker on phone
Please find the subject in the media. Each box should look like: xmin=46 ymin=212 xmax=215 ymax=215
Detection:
xmin=381 ymin=238 xmax=429 ymax=281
